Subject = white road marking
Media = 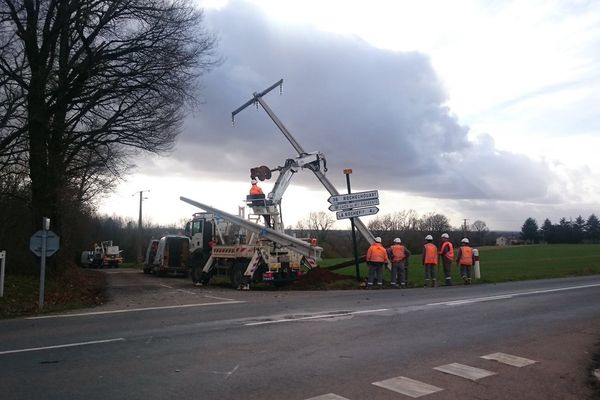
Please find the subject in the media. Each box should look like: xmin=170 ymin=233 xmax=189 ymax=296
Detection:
xmin=481 ymin=352 xmax=538 ymax=367
xmin=372 ymin=376 xmax=443 ymax=398
xmin=427 ymin=283 xmax=600 ymax=307
xmin=433 ymin=363 xmax=496 ymax=381
xmin=157 ymin=283 xmax=173 ymax=288
xmin=176 ymin=289 xmax=197 ymax=295
xmin=26 ymin=300 xmax=245 ymax=319
xmin=203 ymin=294 xmax=237 ymax=301
xmin=244 ymin=309 xmax=389 ymax=326
xmin=305 ymin=394 xmax=351 ymax=400
xmin=0 ymin=338 xmax=125 ymax=355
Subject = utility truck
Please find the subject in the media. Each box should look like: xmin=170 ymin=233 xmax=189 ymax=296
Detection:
xmin=180 ymin=79 xmax=375 ymax=289
xmin=81 ymin=240 xmax=123 ymax=268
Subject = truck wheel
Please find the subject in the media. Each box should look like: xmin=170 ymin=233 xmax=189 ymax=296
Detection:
xmin=230 ymin=262 xmax=247 ymax=288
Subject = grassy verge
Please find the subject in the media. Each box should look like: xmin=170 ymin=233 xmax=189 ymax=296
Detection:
xmin=321 ymin=244 xmax=600 ymax=287
xmin=0 ymin=265 xmax=107 ymax=319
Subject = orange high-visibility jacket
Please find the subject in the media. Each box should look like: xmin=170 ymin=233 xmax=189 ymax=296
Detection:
xmin=390 ymin=244 xmax=406 ymax=262
xmin=459 ymin=246 xmax=474 ymax=266
xmin=423 ymin=243 xmax=438 ymax=265
xmin=249 ymin=184 xmax=264 ymax=195
xmin=367 ymin=243 xmax=389 ymax=263
xmin=440 ymin=241 xmax=454 ymax=260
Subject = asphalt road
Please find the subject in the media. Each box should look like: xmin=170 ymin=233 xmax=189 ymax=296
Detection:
xmin=1 ymin=272 xmax=599 ymax=400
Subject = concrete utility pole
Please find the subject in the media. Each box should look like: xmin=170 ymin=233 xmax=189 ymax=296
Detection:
xmin=134 ymin=190 xmax=150 ymax=263
xmin=462 ymin=218 xmax=469 ymax=237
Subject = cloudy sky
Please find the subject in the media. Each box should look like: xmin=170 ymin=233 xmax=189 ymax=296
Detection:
xmin=99 ymin=0 xmax=600 ymax=231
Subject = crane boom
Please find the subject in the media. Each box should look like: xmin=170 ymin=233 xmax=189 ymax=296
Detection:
xmin=232 ymin=80 xmax=375 ymax=244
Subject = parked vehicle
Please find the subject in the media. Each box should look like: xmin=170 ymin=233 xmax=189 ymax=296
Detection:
xmin=151 ymin=235 xmax=190 ymax=276
xmin=143 ymin=239 xmax=160 ymax=274
xmin=80 ymin=241 xmax=123 ymax=268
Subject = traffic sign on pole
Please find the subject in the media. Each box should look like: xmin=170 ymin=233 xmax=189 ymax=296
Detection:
xmin=328 ymin=198 xmax=379 ymax=211
xmin=29 ymin=230 xmax=60 ymax=257
xmin=328 ymin=190 xmax=378 ymax=205
xmin=336 ymin=207 xmax=379 ymax=220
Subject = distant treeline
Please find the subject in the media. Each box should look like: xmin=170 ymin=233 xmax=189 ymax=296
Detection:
xmin=520 ymin=215 xmax=600 ymax=244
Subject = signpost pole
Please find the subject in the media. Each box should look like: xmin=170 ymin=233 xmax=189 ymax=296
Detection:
xmin=0 ymin=251 xmax=6 ymax=298
xmin=344 ymin=170 xmax=361 ymax=282
xmin=38 ymin=218 xmax=49 ymax=310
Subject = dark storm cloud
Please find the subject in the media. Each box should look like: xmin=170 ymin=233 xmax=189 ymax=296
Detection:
xmin=168 ymin=1 xmax=556 ymax=202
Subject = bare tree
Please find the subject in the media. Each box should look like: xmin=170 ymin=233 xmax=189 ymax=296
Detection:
xmin=0 ymin=0 xmax=218 ymax=237
xmin=300 ymin=211 xmax=336 ymax=241
xmin=418 ymin=212 xmax=451 ymax=237
xmin=469 ymin=219 xmax=489 ymax=245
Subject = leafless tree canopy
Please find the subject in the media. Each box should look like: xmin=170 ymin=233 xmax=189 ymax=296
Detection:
xmin=0 ymin=0 xmax=218 ymax=232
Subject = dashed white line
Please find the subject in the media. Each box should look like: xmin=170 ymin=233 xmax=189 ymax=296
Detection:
xmin=244 ymin=308 xmax=389 ymax=326
xmin=157 ymin=283 xmax=173 ymax=288
xmin=0 ymin=338 xmax=125 ymax=355
xmin=26 ymin=301 xmax=245 ymax=319
xmin=203 ymin=294 xmax=237 ymax=302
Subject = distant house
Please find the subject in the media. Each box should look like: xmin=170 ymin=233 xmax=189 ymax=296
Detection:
xmin=496 ymin=236 xmax=509 ymax=246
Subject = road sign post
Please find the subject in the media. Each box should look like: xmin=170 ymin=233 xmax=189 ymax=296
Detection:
xmin=0 ymin=250 xmax=5 ymax=298
xmin=344 ymin=169 xmax=361 ymax=282
xmin=29 ymin=218 xmax=60 ymax=310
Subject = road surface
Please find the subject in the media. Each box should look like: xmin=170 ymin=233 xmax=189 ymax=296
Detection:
xmin=1 ymin=270 xmax=599 ymax=399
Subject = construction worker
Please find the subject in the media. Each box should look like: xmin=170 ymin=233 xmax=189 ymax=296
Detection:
xmin=456 ymin=238 xmax=475 ymax=284
xmin=366 ymin=236 xmax=388 ymax=289
xmin=388 ymin=238 xmax=411 ymax=288
xmin=249 ymin=179 xmax=264 ymax=195
xmin=439 ymin=232 xmax=454 ymax=286
xmin=422 ymin=235 xmax=438 ymax=287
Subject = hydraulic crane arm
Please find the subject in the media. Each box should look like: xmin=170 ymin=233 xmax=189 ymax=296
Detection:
xmin=232 ymin=80 xmax=375 ymax=244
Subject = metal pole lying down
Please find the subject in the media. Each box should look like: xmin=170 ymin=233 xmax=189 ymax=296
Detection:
xmin=232 ymin=79 xmax=376 ymax=245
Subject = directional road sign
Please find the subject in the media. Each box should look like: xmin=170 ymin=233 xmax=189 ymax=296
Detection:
xmin=29 ymin=230 xmax=60 ymax=257
xmin=328 ymin=198 xmax=379 ymax=211
xmin=328 ymin=190 xmax=378 ymax=205
xmin=336 ymin=207 xmax=379 ymax=220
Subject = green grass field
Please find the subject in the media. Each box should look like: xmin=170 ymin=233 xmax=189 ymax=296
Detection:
xmin=321 ymin=244 xmax=600 ymax=287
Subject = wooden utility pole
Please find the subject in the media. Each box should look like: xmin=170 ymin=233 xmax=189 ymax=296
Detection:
xmin=134 ymin=190 xmax=150 ymax=263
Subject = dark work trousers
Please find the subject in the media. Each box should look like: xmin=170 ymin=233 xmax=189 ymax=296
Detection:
xmin=442 ymin=258 xmax=452 ymax=285
xmin=367 ymin=262 xmax=384 ymax=286
xmin=391 ymin=261 xmax=406 ymax=286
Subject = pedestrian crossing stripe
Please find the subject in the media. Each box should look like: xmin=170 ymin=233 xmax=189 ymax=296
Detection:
xmin=305 ymin=394 xmax=350 ymax=400
xmin=372 ymin=376 xmax=443 ymax=398
xmin=481 ymin=352 xmax=538 ymax=367
xmin=433 ymin=363 xmax=496 ymax=381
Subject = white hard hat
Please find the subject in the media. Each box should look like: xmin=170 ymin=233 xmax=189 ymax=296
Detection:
xmin=393 ymin=238 xmax=401 ymax=244
xmin=461 ymin=238 xmax=470 ymax=244
xmin=251 ymin=179 xmax=257 ymax=184
xmin=374 ymin=237 xmax=382 ymax=243
xmin=425 ymin=234 xmax=433 ymax=241
xmin=441 ymin=233 xmax=449 ymax=239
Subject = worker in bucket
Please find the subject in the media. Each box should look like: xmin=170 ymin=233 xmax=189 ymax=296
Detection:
xmin=388 ymin=238 xmax=411 ymax=288
xmin=439 ymin=233 xmax=454 ymax=286
xmin=366 ymin=237 xmax=388 ymax=289
xmin=422 ymin=235 xmax=438 ymax=287
xmin=456 ymin=238 xmax=475 ymax=284
xmin=249 ymin=179 xmax=264 ymax=195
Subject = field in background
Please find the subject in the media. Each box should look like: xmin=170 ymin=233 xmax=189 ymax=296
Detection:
xmin=321 ymin=244 xmax=600 ymax=286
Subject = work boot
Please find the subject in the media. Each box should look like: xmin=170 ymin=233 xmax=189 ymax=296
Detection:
xmin=377 ymin=283 xmax=383 ymax=289
xmin=467 ymin=278 xmax=472 ymax=285
xmin=445 ymin=278 xmax=452 ymax=286
xmin=432 ymin=279 xmax=437 ymax=288
xmin=424 ymin=279 xmax=430 ymax=288
xmin=400 ymin=282 xmax=406 ymax=289
xmin=462 ymin=275 xmax=468 ymax=284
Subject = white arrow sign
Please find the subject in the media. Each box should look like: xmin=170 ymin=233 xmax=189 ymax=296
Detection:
xmin=336 ymin=207 xmax=379 ymax=220
xmin=328 ymin=190 xmax=378 ymax=204
xmin=328 ymin=198 xmax=379 ymax=211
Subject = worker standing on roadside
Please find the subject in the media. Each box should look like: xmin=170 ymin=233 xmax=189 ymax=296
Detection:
xmin=366 ymin=237 xmax=389 ymax=289
xmin=456 ymin=238 xmax=475 ymax=284
xmin=249 ymin=179 xmax=264 ymax=195
xmin=388 ymin=238 xmax=411 ymax=288
xmin=439 ymin=233 xmax=454 ymax=286
xmin=422 ymin=235 xmax=438 ymax=287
